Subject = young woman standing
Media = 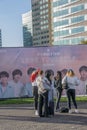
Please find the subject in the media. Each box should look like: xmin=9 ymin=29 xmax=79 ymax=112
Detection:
xmin=62 ymin=69 xmax=80 ymax=113
xmin=54 ymin=71 xmax=62 ymax=111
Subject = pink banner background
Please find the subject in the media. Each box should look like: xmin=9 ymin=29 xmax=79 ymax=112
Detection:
xmin=0 ymin=45 xmax=87 ymax=96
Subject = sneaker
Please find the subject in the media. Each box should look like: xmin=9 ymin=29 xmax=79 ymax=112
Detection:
xmin=75 ymin=109 xmax=79 ymax=113
xmin=69 ymin=109 xmax=72 ymax=114
xmin=55 ymin=109 xmax=60 ymax=112
xmin=40 ymin=115 xmax=44 ymax=117
xmin=35 ymin=110 xmax=38 ymax=116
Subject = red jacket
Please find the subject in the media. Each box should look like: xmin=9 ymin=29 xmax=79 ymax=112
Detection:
xmin=30 ymin=69 xmax=40 ymax=82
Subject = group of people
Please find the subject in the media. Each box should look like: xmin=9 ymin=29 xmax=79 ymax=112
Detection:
xmin=31 ymin=69 xmax=54 ymax=117
xmin=54 ymin=69 xmax=80 ymax=114
xmin=30 ymin=68 xmax=80 ymax=117
xmin=1 ymin=65 xmax=87 ymax=117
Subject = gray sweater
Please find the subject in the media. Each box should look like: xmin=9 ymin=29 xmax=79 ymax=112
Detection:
xmin=62 ymin=76 xmax=80 ymax=89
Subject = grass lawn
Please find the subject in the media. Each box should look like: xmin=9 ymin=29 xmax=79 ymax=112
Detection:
xmin=60 ymin=95 xmax=87 ymax=102
xmin=0 ymin=96 xmax=87 ymax=105
xmin=0 ymin=98 xmax=34 ymax=105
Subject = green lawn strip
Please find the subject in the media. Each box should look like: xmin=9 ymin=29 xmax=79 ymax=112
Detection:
xmin=54 ymin=96 xmax=87 ymax=102
xmin=55 ymin=96 xmax=87 ymax=102
xmin=0 ymin=98 xmax=34 ymax=104
xmin=76 ymin=96 xmax=87 ymax=102
xmin=0 ymin=96 xmax=87 ymax=105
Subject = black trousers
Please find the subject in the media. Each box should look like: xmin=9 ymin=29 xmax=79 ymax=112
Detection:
xmin=66 ymin=89 xmax=77 ymax=109
xmin=56 ymin=87 xmax=63 ymax=110
xmin=38 ymin=91 xmax=49 ymax=117
xmin=33 ymin=86 xmax=38 ymax=110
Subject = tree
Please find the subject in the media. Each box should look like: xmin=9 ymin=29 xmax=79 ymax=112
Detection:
xmin=81 ymin=40 xmax=87 ymax=44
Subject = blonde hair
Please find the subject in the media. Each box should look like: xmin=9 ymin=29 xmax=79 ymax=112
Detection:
xmin=66 ymin=69 xmax=75 ymax=77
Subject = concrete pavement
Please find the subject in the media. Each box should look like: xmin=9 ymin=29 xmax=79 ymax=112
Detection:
xmin=0 ymin=102 xmax=87 ymax=130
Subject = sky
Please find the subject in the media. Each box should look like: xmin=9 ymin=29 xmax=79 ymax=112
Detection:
xmin=0 ymin=0 xmax=31 ymax=47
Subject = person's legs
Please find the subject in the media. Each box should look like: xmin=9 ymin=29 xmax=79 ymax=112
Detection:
xmin=38 ymin=94 xmax=44 ymax=117
xmin=33 ymin=86 xmax=38 ymax=110
xmin=71 ymin=89 xmax=77 ymax=109
xmin=56 ymin=88 xmax=62 ymax=110
xmin=43 ymin=91 xmax=49 ymax=117
xmin=66 ymin=89 xmax=71 ymax=110
xmin=33 ymin=86 xmax=38 ymax=115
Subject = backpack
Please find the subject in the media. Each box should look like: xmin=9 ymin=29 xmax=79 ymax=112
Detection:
xmin=59 ymin=107 xmax=69 ymax=113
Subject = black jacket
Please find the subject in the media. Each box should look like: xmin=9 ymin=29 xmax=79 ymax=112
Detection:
xmin=54 ymin=79 xmax=62 ymax=89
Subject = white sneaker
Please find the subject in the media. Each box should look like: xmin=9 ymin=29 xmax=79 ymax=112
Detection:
xmin=35 ymin=110 xmax=38 ymax=116
xmin=55 ymin=109 xmax=60 ymax=112
xmin=75 ymin=109 xmax=79 ymax=113
xmin=69 ymin=109 xmax=72 ymax=114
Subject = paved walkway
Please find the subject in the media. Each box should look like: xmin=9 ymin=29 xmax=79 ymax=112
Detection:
xmin=0 ymin=102 xmax=87 ymax=130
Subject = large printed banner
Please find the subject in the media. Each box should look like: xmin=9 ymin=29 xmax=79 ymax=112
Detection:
xmin=0 ymin=45 xmax=87 ymax=98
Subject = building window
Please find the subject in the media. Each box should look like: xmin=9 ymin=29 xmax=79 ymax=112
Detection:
xmin=71 ymin=4 xmax=84 ymax=13
xmin=54 ymin=19 xmax=69 ymax=27
xmin=71 ymin=15 xmax=84 ymax=24
xmin=53 ymin=9 xmax=68 ymax=17
xmin=71 ymin=0 xmax=77 ymax=2
xmin=71 ymin=26 xmax=84 ymax=34
xmin=54 ymin=30 xmax=69 ymax=37
xmin=53 ymin=0 xmax=68 ymax=7
xmin=54 ymin=39 xmax=70 ymax=45
xmin=71 ymin=37 xmax=84 ymax=44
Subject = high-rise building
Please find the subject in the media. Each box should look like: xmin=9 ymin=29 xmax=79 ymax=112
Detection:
xmin=0 ymin=29 xmax=2 ymax=47
xmin=31 ymin=0 xmax=53 ymax=46
xmin=22 ymin=11 xmax=33 ymax=47
xmin=53 ymin=0 xmax=87 ymax=45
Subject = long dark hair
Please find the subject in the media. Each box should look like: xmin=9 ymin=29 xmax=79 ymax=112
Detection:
xmin=45 ymin=70 xmax=52 ymax=84
xmin=57 ymin=71 xmax=62 ymax=81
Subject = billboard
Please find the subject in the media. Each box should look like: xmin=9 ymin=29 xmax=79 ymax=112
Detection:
xmin=0 ymin=45 xmax=87 ymax=99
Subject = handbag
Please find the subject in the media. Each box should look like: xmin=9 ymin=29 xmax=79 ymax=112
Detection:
xmin=62 ymin=82 xmax=68 ymax=89
xmin=62 ymin=77 xmax=69 ymax=89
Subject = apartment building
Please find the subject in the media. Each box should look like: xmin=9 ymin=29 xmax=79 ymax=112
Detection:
xmin=53 ymin=0 xmax=87 ymax=45
xmin=22 ymin=11 xmax=33 ymax=47
xmin=31 ymin=0 xmax=53 ymax=46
